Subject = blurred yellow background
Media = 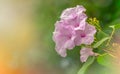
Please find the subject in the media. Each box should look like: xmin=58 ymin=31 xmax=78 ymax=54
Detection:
xmin=0 ymin=0 xmax=37 ymax=74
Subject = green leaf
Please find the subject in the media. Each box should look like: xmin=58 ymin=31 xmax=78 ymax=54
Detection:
xmin=97 ymin=54 xmax=112 ymax=68
xmin=96 ymin=30 xmax=109 ymax=41
xmin=93 ymin=37 xmax=110 ymax=48
xmin=115 ymin=24 xmax=120 ymax=29
xmin=78 ymin=57 xmax=95 ymax=74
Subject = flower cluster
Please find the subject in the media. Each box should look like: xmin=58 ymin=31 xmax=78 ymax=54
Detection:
xmin=53 ymin=5 xmax=96 ymax=62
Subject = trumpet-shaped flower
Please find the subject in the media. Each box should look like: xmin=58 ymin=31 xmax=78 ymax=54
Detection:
xmin=53 ymin=5 xmax=97 ymax=60
xmin=80 ymin=47 xmax=95 ymax=62
xmin=60 ymin=5 xmax=87 ymax=30
xmin=74 ymin=23 xmax=96 ymax=45
xmin=53 ymin=21 xmax=76 ymax=57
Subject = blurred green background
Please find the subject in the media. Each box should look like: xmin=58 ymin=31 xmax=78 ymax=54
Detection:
xmin=0 ymin=0 xmax=120 ymax=74
xmin=36 ymin=0 xmax=120 ymax=74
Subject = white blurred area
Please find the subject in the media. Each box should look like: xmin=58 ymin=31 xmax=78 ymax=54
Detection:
xmin=0 ymin=0 xmax=41 ymax=74
xmin=0 ymin=0 xmax=36 ymax=42
xmin=0 ymin=0 xmax=38 ymax=52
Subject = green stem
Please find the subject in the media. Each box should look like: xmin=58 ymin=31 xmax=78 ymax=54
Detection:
xmin=77 ymin=57 xmax=95 ymax=74
xmin=106 ymin=28 xmax=115 ymax=46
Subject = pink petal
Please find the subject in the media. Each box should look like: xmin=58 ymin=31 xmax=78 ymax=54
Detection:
xmin=80 ymin=47 xmax=95 ymax=62
xmin=81 ymin=36 xmax=94 ymax=45
xmin=85 ymin=23 xmax=97 ymax=35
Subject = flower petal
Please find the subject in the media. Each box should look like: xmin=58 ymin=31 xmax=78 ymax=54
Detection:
xmin=80 ymin=47 xmax=95 ymax=62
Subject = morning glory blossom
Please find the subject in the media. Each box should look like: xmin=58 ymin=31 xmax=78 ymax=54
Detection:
xmin=60 ymin=5 xmax=87 ymax=30
xmin=80 ymin=47 xmax=95 ymax=62
xmin=53 ymin=5 xmax=97 ymax=62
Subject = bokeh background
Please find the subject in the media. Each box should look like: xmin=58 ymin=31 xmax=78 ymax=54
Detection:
xmin=0 ymin=0 xmax=120 ymax=74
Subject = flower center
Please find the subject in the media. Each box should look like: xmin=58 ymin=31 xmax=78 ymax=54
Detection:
xmin=74 ymin=24 xmax=79 ymax=28
xmin=81 ymin=33 xmax=86 ymax=38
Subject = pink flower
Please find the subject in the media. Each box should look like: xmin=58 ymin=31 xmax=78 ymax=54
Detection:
xmin=74 ymin=23 xmax=96 ymax=46
xmin=60 ymin=5 xmax=86 ymax=20
xmin=53 ymin=5 xmax=97 ymax=59
xmin=80 ymin=47 xmax=95 ymax=62
xmin=60 ymin=5 xmax=87 ymax=30
xmin=53 ymin=21 xmax=76 ymax=57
